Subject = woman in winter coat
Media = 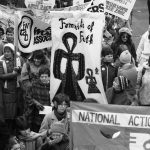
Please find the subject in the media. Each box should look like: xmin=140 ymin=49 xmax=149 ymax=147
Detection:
xmin=111 ymin=27 xmax=136 ymax=67
xmin=0 ymin=43 xmax=21 ymax=133
xmin=25 ymin=67 xmax=51 ymax=132
xmin=39 ymin=93 xmax=70 ymax=139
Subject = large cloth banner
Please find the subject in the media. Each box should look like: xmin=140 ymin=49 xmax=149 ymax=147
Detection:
xmin=17 ymin=11 xmax=51 ymax=53
xmin=50 ymin=11 xmax=107 ymax=103
xmin=106 ymin=0 xmax=136 ymax=20
xmin=71 ymin=102 xmax=150 ymax=150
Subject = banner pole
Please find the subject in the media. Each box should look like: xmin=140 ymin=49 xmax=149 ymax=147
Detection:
xmin=14 ymin=13 xmax=18 ymax=67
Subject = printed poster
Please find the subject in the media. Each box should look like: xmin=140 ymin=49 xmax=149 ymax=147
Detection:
xmin=105 ymin=0 xmax=136 ymax=20
xmin=50 ymin=11 xmax=107 ymax=103
xmin=17 ymin=11 xmax=51 ymax=53
xmin=71 ymin=102 xmax=150 ymax=150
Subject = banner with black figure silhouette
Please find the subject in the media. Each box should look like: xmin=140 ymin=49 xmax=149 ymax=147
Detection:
xmin=50 ymin=11 xmax=107 ymax=103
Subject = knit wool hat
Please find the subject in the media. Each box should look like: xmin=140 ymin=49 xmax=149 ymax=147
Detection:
xmin=3 ymin=43 xmax=15 ymax=53
xmin=51 ymin=122 xmax=66 ymax=135
xmin=118 ymin=76 xmax=129 ymax=91
xmin=119 ymin=50 xmax=131 ymax=64
xmin=119 ymin=27 xmax=132 ymax=36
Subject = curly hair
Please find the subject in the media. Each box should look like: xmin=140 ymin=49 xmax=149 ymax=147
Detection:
xmin=52 ymin=93 xmax=70 ymax=107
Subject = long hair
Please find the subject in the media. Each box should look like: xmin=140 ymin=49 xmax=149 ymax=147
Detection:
xmin=29 ymin=50 xmax=48 ymax=65
xmin=115 ymin=32 xmax=133 ymax=45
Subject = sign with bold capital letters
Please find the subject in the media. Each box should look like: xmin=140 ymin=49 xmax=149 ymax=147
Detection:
xmin=71 ymin=102 xmax=150 ymax=150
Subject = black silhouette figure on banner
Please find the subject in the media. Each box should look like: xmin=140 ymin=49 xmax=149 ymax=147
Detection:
xmin=85 ymin=68 xmax=101 ymax=93
xmin=53 ymin=32 xmax=85 ymax=101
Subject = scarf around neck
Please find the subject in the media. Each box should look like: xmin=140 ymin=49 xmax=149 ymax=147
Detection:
xmin=54 ymin=109 xmax=66 ymax=121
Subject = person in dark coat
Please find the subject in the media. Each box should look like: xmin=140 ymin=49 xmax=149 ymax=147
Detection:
xmin=101 ymin=45 xmax=118 ymax=91
xmin=0 ymin=43 xmax=20 ymax=133
xmin=25 ymin=67 xmax=51 ymax=132
xmin=111 ymin=27 xmax=136 ymax=67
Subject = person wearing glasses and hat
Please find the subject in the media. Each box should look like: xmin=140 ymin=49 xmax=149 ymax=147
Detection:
xmin=111 ymin=27 xmax=136 ymax=68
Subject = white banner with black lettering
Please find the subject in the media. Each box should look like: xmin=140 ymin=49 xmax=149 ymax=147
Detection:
xmin=50 ymin=11 xmax=107 ymax=103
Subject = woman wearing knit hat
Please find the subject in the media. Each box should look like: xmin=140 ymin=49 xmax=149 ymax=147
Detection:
xmin=111 ymin=27 xmax=136 ymax=67
xmin=118 ymin=50 xmax=137 ymax=87
xmin=0 ymin=43 xmax=22 ymax=134
xmin=106 ymin=76 xmax=138 ymax=105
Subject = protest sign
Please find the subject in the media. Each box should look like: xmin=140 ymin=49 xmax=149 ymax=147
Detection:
xmin=50 ymin=11 xmax=107 ymax=103
xmin=71 ymin=102 xmax=150 ymax=150
xmin=73 ymin=0 xmax=84 ymax=6
xmin=54 ymin=2 xmax=91 ymax=11
xmin=25 ymin=0 xmax=55 ymax=10
xmin=106 ymin=0 xmax=136 ymax=20
xmin=17 ymin=11 xmax=51 ymax=53
xmin=24 ymin=0 xmax=55 ymax=21
xmin=86 ymin=0 xmax=105 ymax=13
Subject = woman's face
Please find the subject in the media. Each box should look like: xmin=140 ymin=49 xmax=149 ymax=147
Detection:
xmin=20 ymin=128 xmax=31 ymax=137
xmin=121 ymin=33 xmax=129 ymax=43
xmin=33 ymin=58 xmax=42 ymax=66
xmin=51 ymin=132 xmax=63 ymax=140
xmin=40 ymin=74 xmax=50 ymax=84
xmin=4 ymin=47 xmax=13 ymax=59
xmin=57 ymin=101 xmax=68 ymax=114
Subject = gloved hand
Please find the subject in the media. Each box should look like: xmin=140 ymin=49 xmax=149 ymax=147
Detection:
xmin=34 ymin=100 xmax=44 ymax=111
xmin=14 ymin=66 xmax=21 ymax=74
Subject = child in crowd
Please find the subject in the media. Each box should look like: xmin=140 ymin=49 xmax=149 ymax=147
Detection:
xmin=118 ymin=49 xmax=137 ymax=87
xmin=7 ymin=135 xmax=25 ymax=150
xmin=15 ymin=115 xmax=43 ymax=150
xmin=106 ymin=76 xmax=138 ymax=105
xmin=25 ymin=67 xmax=51 ymax=132
xmin=101 ymin=45 xmax=118 ymax=91
xmin=39 ymin=93 xmax=70 ymax=139
xmin=41 ymin=121 xmax=69 ymax=150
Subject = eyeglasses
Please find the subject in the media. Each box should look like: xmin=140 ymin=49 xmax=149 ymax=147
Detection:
xmin=58 ymin=103 xmax=68 ymax=107
xmin=122 ymin=35 xmax=128 ymax=39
